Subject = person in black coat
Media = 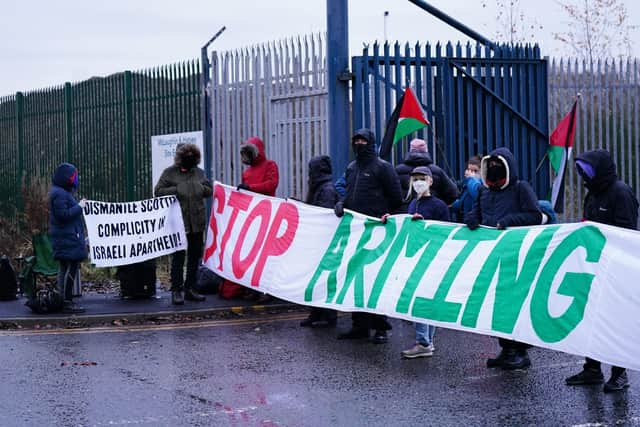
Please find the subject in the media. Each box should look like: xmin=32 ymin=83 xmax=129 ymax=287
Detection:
xmin=300 ymin=155 xmax=340 ymax=327
xmin=395 ymin=138 xmax=458 ymax=212
xmin=565 ymin=149 xmax=638 ymax=393
xmin=334 ymin=128 xmax=403 ymax=344
xmin=465 ymin=147 xmax=544 ymax=370
xmin=49 ymin=163 xmax=87 ymax=314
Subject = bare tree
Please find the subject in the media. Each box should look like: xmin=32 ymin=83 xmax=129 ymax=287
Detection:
xmin=482 ymin=0 xmax=543 ymax=44
xmin=553 ymin=0 xmax=636 ymax=65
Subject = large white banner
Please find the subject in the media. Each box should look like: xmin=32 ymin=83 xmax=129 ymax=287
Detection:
xmin=83 ymin=197 xmax=187 ymax=267
xmin=151 ymin=131 xmax=203 ymax=191
xmin=204 ymin=183 xmax=640 ymax=370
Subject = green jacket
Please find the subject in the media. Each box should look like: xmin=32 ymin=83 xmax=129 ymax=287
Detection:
xmin=154 ymin=166 xmax=213 ymax=233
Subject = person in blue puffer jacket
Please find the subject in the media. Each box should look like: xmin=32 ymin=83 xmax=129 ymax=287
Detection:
xmin=49 ymin=162 xmax=87 ymax=314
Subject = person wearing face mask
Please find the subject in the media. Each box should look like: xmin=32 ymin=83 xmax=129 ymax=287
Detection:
xmin=450 ymin=155 xmax=482 ymax=223
xmin=155 ymin=143 xmax=213 ymax=305
xmin=394 ymin=166 xmax=450 ymax=358
xmin=465 ymin=147 xmax=546 ymax=370
xmin=334 ymin=128 xmax=403 ymax=344
xmin=565 ymin=149 xmax=638 ymax=393
xmin=395 ymin=138 xmax=459 ymax=213
xmin=219 ymin=137 xmax=280 ymax=302
xmin=49 ymin=162 xmax=88 ymax=314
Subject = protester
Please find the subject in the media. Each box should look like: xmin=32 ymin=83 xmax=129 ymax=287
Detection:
xmin=49 ymin=162 xmax=87 ymax=314
xmin=450 ymin=156 xmax=482 ymax=222
xmin=300 ymin=155 xmax=339 ymax=328
xmin=154 ymin=143 xmax=212 ymax=305
xmin=334 ymin=128 xmax=403 ymax=344
xmin=219 ymin=136 xmax=280 ymax=301
xmin=565 ymin=149 xmax=638 ymax=393
xmin=465 ymin=147 xmax=545 ymax=370
xmin=394 ymin=166 xmax=450 ymax=358
xmin=395 ymin=138 xmax=458 ymax=212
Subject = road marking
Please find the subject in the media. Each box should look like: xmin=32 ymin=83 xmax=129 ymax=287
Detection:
xmin=0 ymin=312 xmax=307 ymax=337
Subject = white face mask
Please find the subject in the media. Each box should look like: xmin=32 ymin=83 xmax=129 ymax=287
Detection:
xmin=412 ymin=180 xmax=430 ymax=195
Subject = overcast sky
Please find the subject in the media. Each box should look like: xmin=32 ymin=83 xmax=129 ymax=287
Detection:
xmin=2 ymin=0 xmax=638 ymax=96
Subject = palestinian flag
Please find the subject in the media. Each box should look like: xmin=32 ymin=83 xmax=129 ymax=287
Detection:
xmin=379 ymin=87 xmax=429 ymax=159
xmin=549 ymin=98 xmax=579 ymax=213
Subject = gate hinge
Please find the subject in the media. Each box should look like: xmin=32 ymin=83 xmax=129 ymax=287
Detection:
xmin=338 ymin=71 xmax=354 ymax=81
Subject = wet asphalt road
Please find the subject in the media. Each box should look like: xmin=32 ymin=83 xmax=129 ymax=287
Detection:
xmin=0 ymin=312 xmax=638 ymax=427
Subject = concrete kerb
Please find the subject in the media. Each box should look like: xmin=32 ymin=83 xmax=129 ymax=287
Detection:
xmin=0 ymin=303 xmax=299 ymax=330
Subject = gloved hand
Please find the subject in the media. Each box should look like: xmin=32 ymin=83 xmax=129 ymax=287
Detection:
xmin=334 ymin=201 xmax=344 ymax=218
xmin=237 ymin=183 xmax=251 ymax=191
xmin=380 ymin=213 xmax=390 ymax=224
xmin=78 ymin=199 xmax=87 ymax=209
xmin=466 ymin=218 xmax=479 ymax=230
xmin=411 ymin=213 xmax=424 ymax=221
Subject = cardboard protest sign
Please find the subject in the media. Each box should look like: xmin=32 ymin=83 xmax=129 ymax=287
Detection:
xmin=204 ymin=183 xmax=640 ymax=370
xmin=83 ymin=196 xmax=187 ymax=267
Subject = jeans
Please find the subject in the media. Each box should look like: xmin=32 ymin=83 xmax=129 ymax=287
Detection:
xmin=415 ymin=322 xmax=436 ymax=346
xmin=57 ymin=260 xmax=79 ymax=302
xmin=171 ymin=232 xmax=204 ymax=291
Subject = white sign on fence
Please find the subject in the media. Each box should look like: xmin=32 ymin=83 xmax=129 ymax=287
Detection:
xmin=151 ymin=131 xmax=203 ymax=191
xmin=83 ymin=197 xmax=187 ymax=267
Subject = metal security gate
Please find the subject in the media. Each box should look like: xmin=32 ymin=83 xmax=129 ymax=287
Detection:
xmin=351 ymin=42 xmax=550 ymax=198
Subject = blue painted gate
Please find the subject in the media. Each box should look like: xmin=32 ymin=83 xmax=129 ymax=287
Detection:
xmin=351 ymin=42 xmax=550 ymax=198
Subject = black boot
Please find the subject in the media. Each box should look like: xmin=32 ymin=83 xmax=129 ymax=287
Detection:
xmin=604 ymin=370 xmax=629 ymax=393
xmin=501 ymin=349 xmax=531 ymax=370
xmin=172 ymin=290 xmax=184 ymax=305
xmin=487 ymin=349 xmax=509 ymax=368
xmin=370 ymin=330 xmax=388 ymax=344
xmin=566 ymin=367 xmax=604 ymax=386
xmin=184 ymin=288 xmax=205 ymax=302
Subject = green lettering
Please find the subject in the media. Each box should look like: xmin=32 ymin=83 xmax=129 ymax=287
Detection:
xmin=461 ymin=226 xmax=559 ymax=332
xmin=531 ymin=225 xmax=606 ymax=342
xmin=412 ymin=226 xmax=502 ymax=322
xmin=304 ymin=213 xmax=354 ymax=303
xmin=336 ymin=218 xmax=396 ymax=307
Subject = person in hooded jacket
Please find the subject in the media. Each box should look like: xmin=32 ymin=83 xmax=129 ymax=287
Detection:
xmin=49 ymin=162 xmax=87 ymax=314
xmin=222 ymin=136 xmax=280 ymax=302
xmin=334 ymin=128 xmax=403 ymax=344
xmin=565 ymin=149 xmax=638 ymax=393
xmin=155 ymin=143 xmax=213 ymax=305
xmin=465 ymin=147 xmax=546 ymax=370
xmin=395 ymin=138 xmax=459 ymax=212
xmin=300 ymin=155 xmax=339 ymax=328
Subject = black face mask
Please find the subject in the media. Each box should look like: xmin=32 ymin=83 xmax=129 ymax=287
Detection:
xmin=352 ymin=143 xmax=369 ymax=158
xmin=487 ymin=164 xmax=506 ymax=182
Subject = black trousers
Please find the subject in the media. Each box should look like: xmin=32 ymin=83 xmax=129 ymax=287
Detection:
xmin=585 ymin=357 xmax=625 ymax=376
xmin=57 ymin=260 xmax=79 ymax=302
xmin=171 ymin=232 xmax=204 ymax=292
xmin=498 ymin=338 xmax=532 ymax=351
xmin=352 ymin=312 xmax=392 ymax=331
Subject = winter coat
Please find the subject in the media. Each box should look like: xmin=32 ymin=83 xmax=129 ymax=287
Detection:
xmin=450 ymin=176 xmax=482 ymax=222
xmin=343 ymin=128 xmax=403 ymax=218
xmin=576 ymin=150 xmax=638 ymax=230
xmin=49 ymin=163 xmax=87 ymax=261
xmin=395 ymin=151 xmax=459 ymax=209
xmin=154 ymin=164 xmax=213 ymax=234
xmin=241 ymin=137 xmax=279 ymax=196
xmin=306 ymin=156 xmax=339 ymax=209
xmin=465 ymin=147 xmax=541 ymax=229
xmin=408 ymin=195 xmax=450 ymax=222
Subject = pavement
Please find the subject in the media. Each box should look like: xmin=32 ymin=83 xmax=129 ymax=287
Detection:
xmin=0 ymin=289 xmax=297 ymax=328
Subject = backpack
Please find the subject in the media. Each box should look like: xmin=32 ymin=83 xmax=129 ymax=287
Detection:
xmin=195 ymin=264 xmax=222 ymax=294
xmin=0 ymin=256 xmax=18 ymax=301
xmin=25 ymin=284 xmax=64 ymax=314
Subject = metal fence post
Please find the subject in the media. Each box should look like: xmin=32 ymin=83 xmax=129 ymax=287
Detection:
xmin=327 ymin=0 xmax=350 ymax=180
xmin=64 ymin=82 xmax=73 ymax=163
xmin=15 ymin=91 xmax=24 ymax=212
xmin=124 ymin=71 xmax=135 ymax=201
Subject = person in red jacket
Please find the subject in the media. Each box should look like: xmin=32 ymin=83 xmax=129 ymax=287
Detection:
xmin=237 ymin=137 xmax=279 ymax=196
xmin=219 ymin=137 xmax=280 ymax=301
